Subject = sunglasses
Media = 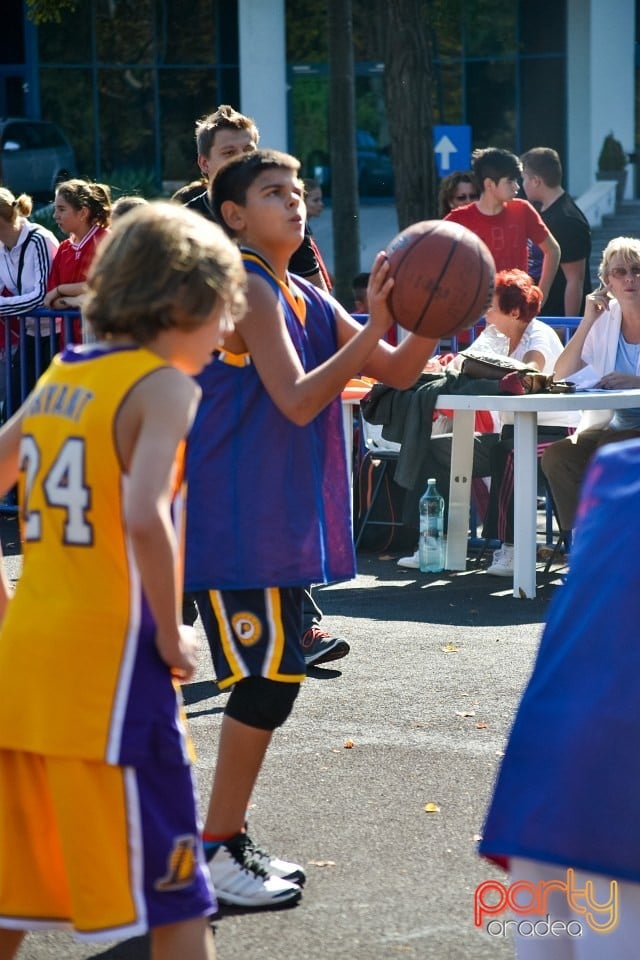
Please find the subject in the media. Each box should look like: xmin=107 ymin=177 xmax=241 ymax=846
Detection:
xmin=454 ymin=193 xmax=479 ymax=202
xmin=609 ymin=266 xmax=640 ymax=279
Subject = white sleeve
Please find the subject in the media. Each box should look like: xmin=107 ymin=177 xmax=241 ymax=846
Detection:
xmin=0 ymin=232 xmax=56 ymax=317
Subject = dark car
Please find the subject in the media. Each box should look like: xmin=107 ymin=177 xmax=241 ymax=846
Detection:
xmin=312 ymin=130 xmax=395 ymax=198
xmin=0 ymin=118 xmax=76 ymax=201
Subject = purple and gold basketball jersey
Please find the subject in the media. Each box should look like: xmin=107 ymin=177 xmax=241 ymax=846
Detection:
xmin=185 ymin=252 xmax=355 ymax=591
xmin=0 ymin=344 xmax=190 ymax=766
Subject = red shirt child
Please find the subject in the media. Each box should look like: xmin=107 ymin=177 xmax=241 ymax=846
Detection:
xmin=43 ymin=180 xmax=112 ymax=342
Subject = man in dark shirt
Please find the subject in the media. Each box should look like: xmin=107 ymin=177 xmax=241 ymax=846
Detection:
xmin=185 ymin=105 xmax=328 ymax=290
xmin=522 ymin=147 xmax=592 ymax=317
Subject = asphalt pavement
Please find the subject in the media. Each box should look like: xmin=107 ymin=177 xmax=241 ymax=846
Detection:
xmin=0 ymin=511 xmax=566 ymax=960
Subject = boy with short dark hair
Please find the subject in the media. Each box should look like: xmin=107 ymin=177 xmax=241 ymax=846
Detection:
xmin=183 ymin=104 xmax=345 ymax=665
xmin=445 ymin=146 xmax=561 ymax=305
xmin=0 ymin=202 xmax=246 ymax=960
xmin=184 ymin=148 xmax=438 ymax=908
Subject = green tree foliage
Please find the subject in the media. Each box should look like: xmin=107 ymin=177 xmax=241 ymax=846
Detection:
xmin=328 ymin=0 xmax=360 ymax=306
xmin=26 ymin=0 xmax=79 ymax=24
xmin=286 ymin=0 xmax=327 ymax=61
xmin=372 ymin=0 xmax=438 ymax=226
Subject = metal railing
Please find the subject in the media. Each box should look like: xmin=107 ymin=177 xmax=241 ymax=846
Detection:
xmin=1 ymin=308 xmax=81 ymax=514
xmin=1 ymin=308 xmax=81 ymax=420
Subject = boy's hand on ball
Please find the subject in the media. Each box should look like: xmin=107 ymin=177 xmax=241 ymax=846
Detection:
xmin=366 ymin=252 xmax=395 ymax=337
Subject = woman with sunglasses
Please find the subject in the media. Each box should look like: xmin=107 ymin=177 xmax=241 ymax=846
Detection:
xmin=542 ymin=236 xmax=640 ymax=533
xmin=437 ymin=170 xmax=479 ymax=217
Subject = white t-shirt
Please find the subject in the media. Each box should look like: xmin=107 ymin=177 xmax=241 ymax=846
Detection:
xmin=468 ymin=320 xmax=578 ymax=428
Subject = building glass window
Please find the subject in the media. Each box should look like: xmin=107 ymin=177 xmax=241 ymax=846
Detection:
xmin=160 ymin=69 xmax=218 ymax=181
xmin=39 ymin=68 xmax=94 ymax=179
xmin=288 ymin=0 xmax=566 ymax=194
xmin=35 ymin=0 xmax=231 ymax=189
xmin=466 ymin=59 xmax=517 ymax=149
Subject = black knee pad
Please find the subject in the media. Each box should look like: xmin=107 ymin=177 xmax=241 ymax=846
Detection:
xmin=225 ymin=677 xmax=300 ymax=731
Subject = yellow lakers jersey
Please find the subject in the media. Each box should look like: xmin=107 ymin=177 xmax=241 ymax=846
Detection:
xmin=0 ymin=344 xmax=185 ymax=763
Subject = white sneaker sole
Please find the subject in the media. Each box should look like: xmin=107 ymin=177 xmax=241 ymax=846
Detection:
xmin=215 ymin=881 xmax=302 ymax=908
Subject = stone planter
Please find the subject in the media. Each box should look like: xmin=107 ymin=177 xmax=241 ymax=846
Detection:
xmin=596 ymin=169 xmax=627 ymax=205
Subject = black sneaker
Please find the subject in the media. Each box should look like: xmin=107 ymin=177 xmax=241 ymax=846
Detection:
xmin=301 ymin=625 xmax=350 ymax=666
xmin=207 ymin=833 xmax=301 ymax=908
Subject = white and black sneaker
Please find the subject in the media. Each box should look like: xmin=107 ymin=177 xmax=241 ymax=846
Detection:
xmin=245 ymin=834 xmax=306 ymax=886
xmin=207 ymin=833 xmax=302 ymax=907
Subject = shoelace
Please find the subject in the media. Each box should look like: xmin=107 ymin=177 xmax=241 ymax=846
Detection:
xmin=301 ymin=625 xmax=330 ymax=647
xmin=228 ymin=833 xmax=270 ymax=879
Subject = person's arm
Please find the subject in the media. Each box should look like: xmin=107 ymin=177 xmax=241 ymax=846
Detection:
xmin=553 ymin=289 xmax=609 ymax=380
xmin=44 ymin=281 xmax=88 ymax=309
xmin=0 ymin=234 xmax=56 ymax=317
xmin=536 ymin=232 xmax=561 ymax=305
xmin=561 ymin=259 xmax=587 ymax=317
xmin=118 ymin=367 xmax=202 ymax=679
xmin=596 ymin=370 xmax=640 ymax=389
xmin=0 ymin=410 xmax=27 ymax=619
xmin=520 ymin=349 xmax=546 ymax=371
xmin=289 ymin=227 xmax=329 ymax=291
xmin=234 ymin=251 xmax=414 ymax=426
xmin=337 ymin=260 xmax=438 ymax=386
xmin=519 ymin=321 xmax=564 ymax=373
xmin=303 ymin=269 xmax=329 ymax=292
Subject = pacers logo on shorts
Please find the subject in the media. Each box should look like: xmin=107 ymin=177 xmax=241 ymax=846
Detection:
xmin=231 ymin=611 xmax=263 ymax=646
xmin=155 ymin=834 xmax=198 ymax=891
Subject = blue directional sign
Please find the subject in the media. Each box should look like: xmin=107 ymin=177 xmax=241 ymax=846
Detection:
xmin=433 ymin=125 xmax=472 ymax=177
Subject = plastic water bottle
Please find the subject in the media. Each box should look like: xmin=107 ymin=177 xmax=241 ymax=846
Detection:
xmin=419 ymin=479 xmax=445 ymax=573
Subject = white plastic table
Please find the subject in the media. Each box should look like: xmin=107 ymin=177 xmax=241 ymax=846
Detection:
xmin=438 ymin=389 xmax=640 ymax=598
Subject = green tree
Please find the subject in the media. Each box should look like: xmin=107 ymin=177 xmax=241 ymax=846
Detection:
xmin=327 ymin=0 xmax=360 ymax=307
xmin=26 ymin=0 xmax=78 ymax=23
xmin=372 ymin=0 xmax=438 ymax=227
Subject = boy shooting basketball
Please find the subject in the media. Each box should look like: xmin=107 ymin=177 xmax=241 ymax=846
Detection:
xmin=184 ymin=149 xmax=438 ymax=907
xmin=0 ymin=203 xmax=245 ymax=960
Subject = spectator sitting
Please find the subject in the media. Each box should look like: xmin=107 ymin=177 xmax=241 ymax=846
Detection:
xmin=479 ymin=271 xmax=578 ymax=576
xmin=542 ymin=236 xmax=640 ymax=535
xmin=396 ymin=269 xmax=574 ymax=572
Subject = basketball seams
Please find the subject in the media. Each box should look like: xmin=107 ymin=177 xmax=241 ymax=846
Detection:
xmin=387 ymin=222 xmax=443 ymax=329
xmin=410 ymin=238 xmax=460 ymax=334
xmin=386 ymin=219 xmax=495 ymax=338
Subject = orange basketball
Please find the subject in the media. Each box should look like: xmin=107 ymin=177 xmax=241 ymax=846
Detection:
xmin=385 ymin=220 xmax=495 ymax=338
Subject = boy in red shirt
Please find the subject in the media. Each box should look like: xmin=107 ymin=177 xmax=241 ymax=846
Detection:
xmin=445 ymin=147 xmax=560 ymax=305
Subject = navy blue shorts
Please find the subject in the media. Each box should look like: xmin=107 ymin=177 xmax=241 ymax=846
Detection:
xmin=194 ymin=587 xmax=307 ymax=690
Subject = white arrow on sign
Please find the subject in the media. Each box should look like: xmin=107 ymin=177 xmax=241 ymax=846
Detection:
xmin=434 ymin=134 xmax=457 ymax=171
